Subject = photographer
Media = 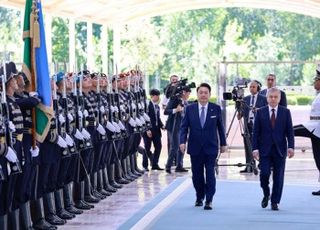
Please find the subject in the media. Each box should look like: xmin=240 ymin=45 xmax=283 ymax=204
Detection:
xmin=237 ymin=80 xmax=267 ymax=173
xmin=164 ymin=79 xmax=195 ymax=174
xmin=161 ymin=75 xmax=179 ymax=110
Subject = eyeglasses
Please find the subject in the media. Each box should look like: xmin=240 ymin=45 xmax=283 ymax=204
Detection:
xmin=267 ymin=79 xmax=274 ymax=81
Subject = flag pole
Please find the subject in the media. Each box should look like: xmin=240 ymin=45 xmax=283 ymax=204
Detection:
xmin=30 ymin=0 xmax=39 ymax=148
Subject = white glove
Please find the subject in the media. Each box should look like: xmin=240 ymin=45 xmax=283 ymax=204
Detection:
xmin=65 ymin=134 xmax=74 ymax=147
xmin=81 ymin=129 xmax=91 ymax=139
xmin=139 ymin=116 xmax=146 ymax=124
xmin=110 ymin=106 xmax=116 ymax=112
xmin=114 ymin=107 xmax=119 ymax=113
xmin=30 ymin=146 xmax=40 ymax=157
xmin=83 ymin=110 xmax=89 ymax=117
xmin=5 ymin=147 xmax=18 ymax=163
xmin=131 ymin=103 xmax=136 ymax=109
xmin=29 ymin=91 xmax=38 ymax=97
xmin=106 ymin=121 xmax=116 ymax=132
xmin=100 ymin=106 xmax=105 ymax=113
xmin=97 ymin=124 xmax=106 ymax=135
xmin=74 ymin=129 xmax=84 ymax=140
xmin=58 ymin=114 xmax=66 ymax=124
xmin=112 ymin=121 xmax=121 ymax=133
xmin=129 ymin=118 xmax=137 ymax=127
xmin=118 ymin=121 xmax=126 ymax=130
xmin=57 ymin=135 xmax=68 ymax=148
xmin=143 ymin=113 xmax=151 ymax=122
xmin=78 ymin=111 xmax=83 ymax=118
xmin=138 ymin=103 xmax=142 ymax=110
xmin=8 ymin=121 xmax=16 ymax=132
xmin=135 ymin=117 xmax=142 ymax=126
xmin=67 ymin=113 xmax=74 ymax=122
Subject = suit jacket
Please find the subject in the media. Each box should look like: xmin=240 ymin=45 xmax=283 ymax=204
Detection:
xmin=260 ymin=89 xmax=287 ymax=107
xmin=243 ymin=94 xmax=267 ymax=120
xmin=164 ymin=98 xmax=182 ymax=132
xmin=180 ymin=102 xmax=227 ymax=156
xmin=147 ymin=101 xmax=163 ymax=136
xmin=252 ymin=105 xmax=294 ymax=157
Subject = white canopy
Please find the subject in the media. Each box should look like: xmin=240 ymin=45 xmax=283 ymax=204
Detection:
xmin=0 ymin=0 xmax=319 ymax=25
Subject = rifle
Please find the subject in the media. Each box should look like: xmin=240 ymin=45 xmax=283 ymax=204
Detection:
xmin=62 ymin=74 xmax=76 ymax=154
xmin=76 ymin=72 xmax=93 ymax=149
xmin=1 ymin=62 xmax=22 ymax=176
xmin=96 ymin=73 xmax=107 ymax=141
xmin=52 ymin=74 xmax=69 ymax=157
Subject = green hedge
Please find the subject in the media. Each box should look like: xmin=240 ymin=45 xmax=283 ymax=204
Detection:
xmin=287 ymin=96 xmax=297 ymax=105
xmin=296 ymin=95 xmax=313 ymax=105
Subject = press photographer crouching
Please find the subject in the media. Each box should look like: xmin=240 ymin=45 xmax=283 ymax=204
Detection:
xmin=224 ymin=79 xmax=266 ymax=174
xmin=164 ymin=78 xmax=195 ymax=174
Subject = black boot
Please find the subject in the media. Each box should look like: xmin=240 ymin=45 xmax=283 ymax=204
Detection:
xmin=84 ymin=176 xmax=100 ymax=203
xmin=8 ymin=209 xmax=20 ymax=230
xmin=0 ymin=214 xmax=8 ymax=230
xmin=91 ymin=172 xmax=107 ymax=200
xmin=63 ymin=183 xmax=83 ymax=215
xmin=115 ymin=163 xmax=130 ymax=184
xmin=130 ymin=154 xmax=141 ymax=177
xmin=20 ymin=201 xmax=34 ymax=230
xmin=97 ymin=169 xmax=112 ymax=196
xmin=54 ymin=189 xmax=75 ymax=220
xmin=122 ymin=159 xmax=135 ymax=182
xmin=32 ymin=198 xmax=57 ymax=230
xmin=126 ymin=157 xmax=139 ymax=179
xmin=74 ymin=181 xmax=94 ymax=210
xmin=43 ymin=193 xmax=66 ymax=225
xmin=102 ymin=168 xmax=117 ymax=193
xmin=133 ymin=153 xmax=144 ymax=175
xmin=108 ymin=164 xmax=122 ymax=189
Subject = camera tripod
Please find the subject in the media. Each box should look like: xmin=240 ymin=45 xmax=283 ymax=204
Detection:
xmin=215 ymin=104 xmax=258 ymax=175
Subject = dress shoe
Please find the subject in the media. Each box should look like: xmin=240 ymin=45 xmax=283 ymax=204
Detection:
xmin=151 ymin=166 xmax=164 ymax=170
xmin=261 ymin=196 xmax=269 ymax=208
xmin=175 ymin=167 xmax=189 ymax=172
xmin=165 ymin=168 xmax=171 ymax=174
xmin=195 ymin=199 xmax=203 ymax=207
xmin=312 ymin=190 xmax=320 ymax=196
xmin=271 ymin=203 xmax=279 ymax=211
xmin=144 ymin=167 xmax=149 ymax=172
xmin=204 ymin=201 xmax=212 ymax=210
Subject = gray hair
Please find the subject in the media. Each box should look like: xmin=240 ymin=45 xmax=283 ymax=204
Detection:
xmin=266 ymin=87 xmax=281 ymax=99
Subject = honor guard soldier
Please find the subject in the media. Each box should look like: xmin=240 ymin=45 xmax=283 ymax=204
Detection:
xmin=54 ymin=72 xmax=78 ymax=220
xmin=89 ymin=72 xmax=109 ymax=199
xmin=74 ymin=70 xmax=101 ymax=207
xmin=98 ymin=73 xmax=119 ymax=194
xmin=0 ymin=62 xmax=25 ymax=229
xmin=0 ymin=62 xmax=19 ymax=230
xmin=14 ymin=71 xmax=41 ymax=229
xmin=33 ymin=75 xmax=68 ymax=229
xmin=62 ymin=72 xmax=84 ymax=215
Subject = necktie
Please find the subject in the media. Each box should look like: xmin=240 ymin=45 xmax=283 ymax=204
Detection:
xmin=200 ymin=106 xmax=205 ymax=128
xmin=251 ymin=95 xmax=255 ymax=107
xmin=271 ymin=108 xmax=276 ymax=128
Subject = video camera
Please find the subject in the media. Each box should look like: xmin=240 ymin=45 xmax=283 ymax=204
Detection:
xmin=223 ymin=78 xmax=249 ymax=101
xmin=223 ymin=78 xmax=250 ymax=112
xmin=165 ymin=78 xmax=196 ymax=99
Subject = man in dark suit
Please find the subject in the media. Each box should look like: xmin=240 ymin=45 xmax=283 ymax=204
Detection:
xmin=252 ymin=87 xmax=294 ymax=211
xmin=180 ymin=83 xmax=227 ymax=210
xmin=260 ymin=73 xmax=287 ymax=107
xmin=238 ymin=80 xmax=267 ymax=173
xmin=142 ymin=89 xmax=164 ymax=171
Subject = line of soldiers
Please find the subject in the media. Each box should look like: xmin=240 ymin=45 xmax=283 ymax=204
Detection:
xmin=0 ymin=61 xmax=151 ymax=230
